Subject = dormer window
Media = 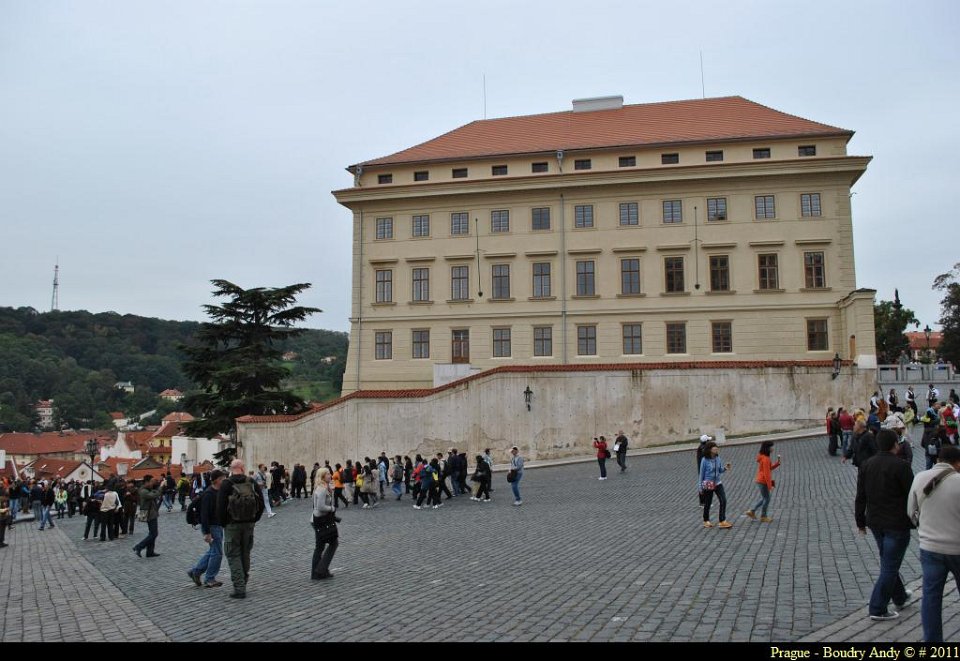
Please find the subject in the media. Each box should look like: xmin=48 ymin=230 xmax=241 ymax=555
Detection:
xmin=378 ymin=174 xmax=393 ymax=184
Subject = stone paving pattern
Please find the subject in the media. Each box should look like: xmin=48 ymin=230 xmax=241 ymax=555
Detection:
xmin=1 ymin=432 xmax=957 ymax=642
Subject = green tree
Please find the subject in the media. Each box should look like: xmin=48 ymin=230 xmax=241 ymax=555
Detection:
xmin=934 ymin=263 xmax=960 ymax=365
xmin=180 ymin=280 xmax=321 ymax=465
xmin=874 ymin=299 xmax=919 ymax=364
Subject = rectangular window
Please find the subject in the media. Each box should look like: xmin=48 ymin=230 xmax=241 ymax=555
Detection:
xmin=533 ymin=326 xmax=553 ymax=356
xmin=491 ymin=264 xmax=511 ymax=299
xmin=375 ymin=269 xmax=393 ymax=303
xmin=375 ymin=217 xmax=393 ymax=240
xmin=574 ymin=204 xmax=594 ymax=228
xmin=619 ymin=202 xmax=639 ymax=226
xmin=707 ymin=197 xmax=727 ymax=221
xmin=664 ymin=256 xmax=684 ymax=293
xmin=377 ymin=174 xmax=393 ymax=184
xmin=412 ymin=268 xmax=430 ymax=302
xmin=414 ymin=171 xmax=429 ymax=182
xmin=412 ymin=214 xmax=430 ymax=237
xmin=492 ymin=328 xmax=511 ymax=358
xmin=801 ymin=193 xmax=822 ymax=217
xmin=618 ymin=156 xmax=636 ymax=167
xmin=574 ymin=159 xmax=592 ymax=171
xmin=451 ymin=212 xmax=469 ymax=235
xmin=753 ymin=148 xmax=771 ymax=159
xmin=755 ymin=195 xmax=776 ymax=219
xmin=412 ymin=330 xmax=430 ymax=359
xmin=492 ymin=165 xmax=508 ymax=176
xmin=804 ymin=251 xmax=826 ymax=288
xmin=663 ymin=200 xmax=683 ymax=223
xmin=622 ymin=324 xmax=642 ymax=355
xmin=712 ymin=322 xmax=732 ymax=353
xmin=705 ymin=150 xmax=724 ymax=162
xmin=491 ymin=209 xmax=510 ymax=233
xmin=709 ymin=255 xmax=730 ymax=292
xmin=666 ymin=323 xmax=687 ymax=354
xmin=531 ymin=162 xmax=548 ymax=173
xmin=798 ymin=145 xmax=817 ymax=157
xmin=577 ymin=326 xmax=597 ymax=356
xmin=532 ymin=263 xmax=551 ymax=298
xmin=452 ymin=168 xmax=468 ymax=179
xmin=758 ymin=254 xmax=779 ymax=290
xmin=661 ymin=153 xmax=679 ymax=165
xmin=807 ymin=319 xmax=828 ymax=351
xmin=452 ymin=329 xmax=470 ymax=363
xmin=374 ymin=331 xmax=392 ymax=360
xmin=532 ymin=207 xmax=551 ymax=230
xmin=576 ymin=260 xmax=596 ymax=296
xmin=451 ymin=266 xmax=469 ymax=300
xmin=620 ymin=258 xmax=641 ymax=294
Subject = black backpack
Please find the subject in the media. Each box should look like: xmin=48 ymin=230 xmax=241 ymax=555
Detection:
xmin=227 ymin=478 xmax=259 ymax=522
xmin=185 ymin=495 xmax=203 ymax=527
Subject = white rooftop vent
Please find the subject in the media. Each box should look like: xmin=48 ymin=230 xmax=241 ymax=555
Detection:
xmin=572 ymin=95 xmax=624 ymax=112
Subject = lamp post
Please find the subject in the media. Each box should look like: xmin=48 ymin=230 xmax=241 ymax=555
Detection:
xmin=831 ymin=353 xmax=842 ymax=380
xmin=924 ymin=324 xmax=932 ymax=362
xmin=523 ymin=386 xmax=533 ymax=412
xmin=84 ymin=438 xmax=98 ymax=484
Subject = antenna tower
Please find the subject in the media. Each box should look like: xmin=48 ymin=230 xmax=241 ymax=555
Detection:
xmin=51 ymin=260 xmax=60 ymax=311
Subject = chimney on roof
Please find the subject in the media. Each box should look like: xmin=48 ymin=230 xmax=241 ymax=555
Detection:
xmin=572 ymin=96 xmax=623 ymax=113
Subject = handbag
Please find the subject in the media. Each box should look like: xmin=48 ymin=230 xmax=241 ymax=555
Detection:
xmin=136 ymin=509 xmax=148 ymax=522
xmin=603 ymin=449 xmax=611 ymax=459
xmin=701 ymin=480 xmax=716 ymax=491
xmin=506 ymin=469 xmax=517 ymax=483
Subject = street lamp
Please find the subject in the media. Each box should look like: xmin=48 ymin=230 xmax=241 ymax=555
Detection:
xmin=831 ymin=353 xmax=842 ymax=380
xmin=84 ymin=438 xmax=98 ymax=484
xmin=523 ymin=386 xmax=533 ymax=411
xmin=924 ymin=324 xmax=932 ymax=361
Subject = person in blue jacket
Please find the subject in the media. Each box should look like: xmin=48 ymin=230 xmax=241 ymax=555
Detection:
xmin=699 ymin=441 xmax=733 ymax=529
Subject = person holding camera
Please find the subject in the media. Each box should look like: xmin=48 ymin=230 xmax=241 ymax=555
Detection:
xmin=745 ymin=441 xmax=781 ymax=523
xmin=593 ymin=436 xmax=609 ymax=480
xmin=311 ymin=469 xmax=339 ymax=580
xmin=133 ymin=475 xmax=163 ymax=557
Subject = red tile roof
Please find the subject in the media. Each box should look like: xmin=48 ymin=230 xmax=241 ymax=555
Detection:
xmin=906 ymin=331 xmax=942 ymax=351
xmin=160 ymin=389 xmax=184 ymax=397
xmin=162 ymin=411 xmax=194 ymax=423
xmin=238 ymin=359 xmax=848 ymax=424
xmin=110 ymin=412 xmax=125 ymax=420
xmin=153 ymin=421 xmax=185 ymax=439
xmin=0 ymin=431 xmax=111 ymax=456
xmin=26 ymin=457 xmax=91 ymax=480
xmin=357 ymin=96 xmax=852 ymax=168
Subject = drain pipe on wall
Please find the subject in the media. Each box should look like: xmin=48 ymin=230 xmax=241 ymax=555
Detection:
xmin=355 ymin=209 xmax=363 ymax=391
xmin=560 ymin=191 xmax=568 ymax=364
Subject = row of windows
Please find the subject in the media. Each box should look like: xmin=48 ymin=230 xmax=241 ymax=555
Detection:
xmin=372 ymin=319 xmax=830 ymax=360
xmin=372 ymin=193 xmax=821 ymax=239
xmin=374 ymin=145 xmax=819 ymax=184
xmin=373 ymin=252 xmax=827 ymax=303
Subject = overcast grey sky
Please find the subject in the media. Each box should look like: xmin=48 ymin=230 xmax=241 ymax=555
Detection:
xmin=1 ymin=1 xmax=957 ymax=332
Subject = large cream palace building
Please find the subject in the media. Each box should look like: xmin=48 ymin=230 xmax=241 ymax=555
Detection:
xmin=334 ymin=96 xmax=876 ymax=393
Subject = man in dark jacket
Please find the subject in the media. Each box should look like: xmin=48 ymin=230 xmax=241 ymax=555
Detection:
xmin=133 ymin=476 xmax=162 ymax=558
xmin=843 ymin=420 xmax=878 ymax=468
xmin=855 ymin=429 xmax=915 ymax=621
xmin=217 ymin=460 xmax=265 ymax=599
xmin=188 ymin=469 xmax=225 ymax=588
xmin=615 ymin=430 xmax=630 ymax=472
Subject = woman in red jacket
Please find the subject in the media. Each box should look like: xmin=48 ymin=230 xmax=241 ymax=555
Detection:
xmin=746 ymin=441 xmax=781 ymax=523
xmin=592 ymin=436 xmax=609 ymax=480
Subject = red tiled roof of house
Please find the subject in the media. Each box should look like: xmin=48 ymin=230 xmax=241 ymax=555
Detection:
xmin=110 ymin=412 xmax=125 ymax=420
xmin=36 ymin=400 xmax=53 ymax=408
xmin=162 ymin=411 xmax=194 ymax=423
xmin=238 ymin=359 xmax=848 ymax=424
xmin=906 ymin=331 xmax=942 ymax=351
xmin=0 ymin=431 xmax=110 ymax=456
xmin=152 ymin=421 xmax=184 ymax=439
xmin=159 ymin=389 xmax=183 ymax=397
xmin=357 ymin=96 xmax=852 ymax=168
xmin=26 ymin=457 xmax=86 ymax=480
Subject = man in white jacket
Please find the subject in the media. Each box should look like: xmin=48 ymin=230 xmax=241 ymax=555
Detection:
xmin=907 ymin=445 xmax=960 ymax=642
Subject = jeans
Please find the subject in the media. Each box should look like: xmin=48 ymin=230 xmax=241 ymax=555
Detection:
xmin=616 ymin=451 xmax=627 ymax=471
xmin=162 ymin=493 xmax=174 ymax=511
xmin=920 ymin=549 xmax=960 ymax=642
xmin=134 ymin=518 xmax=159 ymax=555
xmin=40 ymin=505 xmax=54 ymax=529
xmin=597 ymin=458 xmax=607 ymax=478
xmin=192 ymin=525 xmax=224 ymax=583
xmin=702 ymin=484 xmax=727 ymax=522
xmin=868 ymin=528 xmax=910 ymax=616
xmin=392 ymin=481 xmax=403 ymax=498
xmin=451 ymin=476 xmax=462 ymax=496
xmin=32 ymin=501 xmax=42 ymax=525
xmin=84 ymin=513 xmax=99 ymax=539
xmin=511 ymin=472 xmax=522 ymax=502
xmin=751 ymin=483 xmax=771 ymax=517
xmin=841 ymin=430 xmax=852 ymax=455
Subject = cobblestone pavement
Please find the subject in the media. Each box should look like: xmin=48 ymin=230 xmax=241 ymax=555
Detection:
xmin=1 ymin=432 xmax=958 ymax=642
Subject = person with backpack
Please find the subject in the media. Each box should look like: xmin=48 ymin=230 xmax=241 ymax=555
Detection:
xmin=593 ymin=436 xmax=609 ymax=480
xmin=359 ymin=464 xmax=378 ymax=509
xmin=216 ymin=459 xmax=265 ymax=599
xmin=162 ymin=473 xmax=176 ymax=512
xmin=413 ymin=458 xmax=435 ymax=510
xmin=176 ymin=475 xmax=191 ymax=511
xmin=342 ymin=460 xmax=356 ymax=506
xmin=188 ymin=469 xmax=225 ymax=589
xmin=471 ymin=454 xmax=492 ymax=502
xmin=391 ymin=455 xmax=404 ymax=501
xmin=332 ymin=464 xmax=349 ymax=509
xmin=843 ymin=419 xmax=878 ymax=469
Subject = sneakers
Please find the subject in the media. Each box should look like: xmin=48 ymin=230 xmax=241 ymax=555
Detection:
xmin=513 ymin=500 xmax=523 ymax=506
xmin=432 ymin=505 xmax=439 ymax=510
xmin=869 ymin=611 xmax=899 ymax=621
xmin=703 ymin=521 xmax=714 ymax=528
xmin=760 ymin=516 xmax=773 ymax=523
xmin=598 ymin=477 xmax=607 ymax=481
xmin=413 ymin=505 xmax=421 ymax=510
xmin=894 ymin=590 xmax=914 ymax=608
xmin=483 ymin=498 xmax=491 ymax=503
xmin=745 ymin=510 xmax=757 ymax=520
xmin=204 ymin=581 xmax=223 ymax=588
xmin=267 ymin=512 xmax=276 ymax=518
xmin=188 ymin=569 xmax=202 ymax=587
xmin=470 ymin=497 xmax=479 ymax=502
xmin=362 ymin=504 xmax=369 ymax=509
xmin=718 ymin=521 xmax=733 ymax=529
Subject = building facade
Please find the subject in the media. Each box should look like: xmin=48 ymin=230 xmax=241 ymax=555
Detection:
xmin=334 ymin=96 xmax=876 ymax=393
